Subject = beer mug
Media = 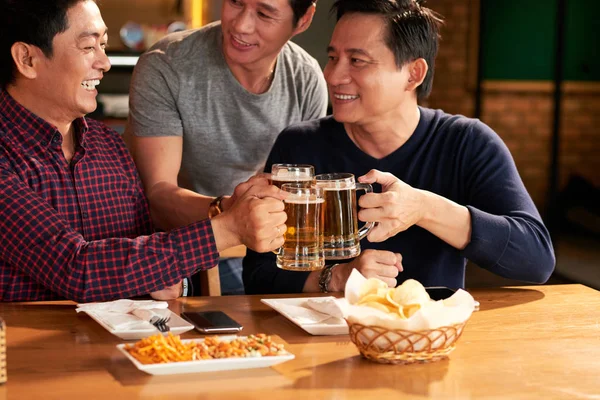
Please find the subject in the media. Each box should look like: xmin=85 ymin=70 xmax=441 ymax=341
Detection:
xmin=270 ymin=164 xmax=315 ymax=189
xmin=276 ymin=183 xmax=325 ymax=271
xmin=315 ymin=173 xmax=375 ymax=259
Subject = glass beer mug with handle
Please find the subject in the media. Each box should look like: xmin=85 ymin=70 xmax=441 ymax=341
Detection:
xmin=270 ymin=164 xmax=315 ymax=189
xmin=315 ymin=173 xmax=375 ymax=259
xmin=276 ymin=183 xmax=325 ymax=271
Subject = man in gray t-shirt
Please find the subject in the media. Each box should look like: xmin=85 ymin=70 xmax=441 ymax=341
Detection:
xmin=126 ymin=0 xmax=327 ymax=295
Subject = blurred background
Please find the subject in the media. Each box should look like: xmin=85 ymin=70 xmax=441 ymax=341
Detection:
xmin=95 ymin=0 xmax=600 ymax=290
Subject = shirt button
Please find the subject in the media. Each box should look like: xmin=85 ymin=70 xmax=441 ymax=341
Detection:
xmin=52 ymin=136 xmax=60 ymax=143
xmin=82 ymin=212 xmax=89 ymax=218
xmin=41 ymin=140 xmax=47 ymax=146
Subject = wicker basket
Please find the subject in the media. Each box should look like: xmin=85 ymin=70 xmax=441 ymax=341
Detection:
xmin=347 ymin=320 xmax=467 ymax=365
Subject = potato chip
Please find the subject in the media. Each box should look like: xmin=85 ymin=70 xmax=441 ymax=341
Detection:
xmin=385 ymin=289 xmax=400 ymax=308
xmin=357 ymin=293 xmax=389 ymax=306
xmin=403 ymin=304 xmax=421 ymax=318
xmin=358 ymin=278 xmax=388 ymax=299
xmin=360 ymin=301 xmax=394 ymax=314
xmin=392 ymin=279 xmax=430 ymax=306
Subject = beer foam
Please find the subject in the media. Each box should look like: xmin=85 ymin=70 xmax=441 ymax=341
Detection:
xmin=318 ymin=183 xmax=356 ymax=190
xmin=272 ymin=174 xmax=313 ymax=181
xmin=285 ymin=197 xmax=325 ymax=204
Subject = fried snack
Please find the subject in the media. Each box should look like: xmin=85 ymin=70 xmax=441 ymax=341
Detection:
xmin=355 ymin=278 xmax=431 ymax=319
xmin=124 ymin=333 xmax=287 ymax=365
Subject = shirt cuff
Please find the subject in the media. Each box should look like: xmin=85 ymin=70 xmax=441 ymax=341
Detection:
xmin=461 ymin=206 xmax=511 ymax=268
xmin=173 ymin=219 xmax=219 ymax=276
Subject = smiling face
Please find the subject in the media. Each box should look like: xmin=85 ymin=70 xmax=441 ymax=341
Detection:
xmin=220 ymin=0 xmax=308 ymax=70
xmin=34 ymin=0 xmax=110 ymax=121
xmin=324 ymin=13 xmax=414 ymax=125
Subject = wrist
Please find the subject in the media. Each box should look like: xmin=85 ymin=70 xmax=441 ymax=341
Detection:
xmin=210 ymin=213 xmax=242 ymax=252
xmin=219 ymin=195 xmax=233 ymax=212
xmin=415 ymin=189 xmax=433 ymax=228
xmin=325 ymin=263 xmax=350 ymax=292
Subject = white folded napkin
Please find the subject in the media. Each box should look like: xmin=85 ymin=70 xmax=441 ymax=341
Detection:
xmin=76 ymin=299 xmax=169 ymax=331
xmin=273 ymin=297 xmax=347 ymax=325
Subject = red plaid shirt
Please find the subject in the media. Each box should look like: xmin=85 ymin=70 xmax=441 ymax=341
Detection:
xmin=0 ymin=90 xmax=218 ymax=302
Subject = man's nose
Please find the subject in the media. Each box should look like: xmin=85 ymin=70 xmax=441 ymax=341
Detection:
xmin=232 ymin=9 xmax=256 ymax=34
xmin=96 ymin=50 xmax=111 ymax=73
xmin=325 ymin=61 xmax=351 ymax=86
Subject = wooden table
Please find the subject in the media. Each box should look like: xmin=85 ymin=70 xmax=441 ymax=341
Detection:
xmin=0 ymin=284 xmax=599 ymax=399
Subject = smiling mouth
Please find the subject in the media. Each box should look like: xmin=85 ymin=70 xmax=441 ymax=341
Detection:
xmin=232 ymin=35 xmax=254 ymax=48
xmin=81 ymin=79 xmax=100 ymax=91
xmin=334 ymin=93 xmax=359 ymax=101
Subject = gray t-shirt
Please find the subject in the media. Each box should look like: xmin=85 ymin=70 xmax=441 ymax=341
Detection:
xmin=128 ymin=22 xmax=328 ymax=196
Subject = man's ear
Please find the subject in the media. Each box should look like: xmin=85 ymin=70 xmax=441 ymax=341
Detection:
xmin=10 ymin=42 xmax=42 ymax=80
xmin=406 ymin=58 xmax=428 ymax=92
xmin=292 ymin=3 xmax=316 ymax=36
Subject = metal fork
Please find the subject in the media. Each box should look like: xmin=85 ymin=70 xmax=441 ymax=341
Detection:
xmin=150 ymin=315 xmax=171 ymax=333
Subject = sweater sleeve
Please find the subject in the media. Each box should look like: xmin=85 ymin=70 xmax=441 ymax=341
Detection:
xmin=242 ymin=249 xmax=309 ymax=294
xmin=460 ymin=121 xmax=555 ymax=283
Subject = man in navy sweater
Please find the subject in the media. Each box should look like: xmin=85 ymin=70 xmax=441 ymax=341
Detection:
xmin=243 ymin=0 xmax=555 ymax=294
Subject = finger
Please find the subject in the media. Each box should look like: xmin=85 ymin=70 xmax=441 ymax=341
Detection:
xmin=366 ymin=225 xmax=394 ymax=243
xmin=395 ymin=253 xmax=404 ymax=272
xmin=247 ymin=184 xmax=288 ymax=201
xmin=257 ymin=197 xmax=286 ymax=212
xmin=357 ymin=207 xmax=385 ymax=223
xmin=380 ymin=277 xmax=398 ymax=288
xmin=357 ymin=192 xmax=385 ymax=209
xmin=374 ymin=264 xmax=400 ymax=279
xmin=357 ymin=169 xmax=399 ymax=188
xmin=364 ymin=249 xmax=398 ymax=265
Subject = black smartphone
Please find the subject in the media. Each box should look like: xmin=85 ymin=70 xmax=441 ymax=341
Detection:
xmin=181 ymin=311 xmax=243 ymax=334
xmin=425 ymin=286 xmax=457 ymax=301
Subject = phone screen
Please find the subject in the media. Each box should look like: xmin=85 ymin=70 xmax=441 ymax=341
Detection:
xmin=181 ymin=311 xmax=243 ymax=333
xmin=425 ymin=287 xmax=457 ymax=301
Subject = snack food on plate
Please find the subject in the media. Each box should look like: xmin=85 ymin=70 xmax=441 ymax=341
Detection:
xmin=125 ymin=333 xmax=287 ymax=365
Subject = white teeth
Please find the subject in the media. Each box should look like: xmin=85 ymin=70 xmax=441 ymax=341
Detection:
xmin=334 ymin=94 xmax=359 ymax=100
xmin=81 ymin=79 xmax=100 ymax=90
xmin=233 ymin=36 xmax=252 ymax=47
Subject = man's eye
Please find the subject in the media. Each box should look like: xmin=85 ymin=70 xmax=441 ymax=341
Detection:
xmin=351 ymin=58 xmax=367 ymax=66
xmin=258 ymin=12 xmax=272 ymax=19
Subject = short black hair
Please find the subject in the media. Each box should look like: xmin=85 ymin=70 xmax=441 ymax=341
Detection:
xmin=289 ymin=0 xmax=317 ymax=26
xmin=0 ymin=0 xmax=93 ymax=89
xmin=330 ymin=0 xmax=443 ymax=99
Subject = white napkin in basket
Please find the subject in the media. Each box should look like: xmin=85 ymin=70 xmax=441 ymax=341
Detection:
xmin=76 ymin=299 xmax=169 ymax=331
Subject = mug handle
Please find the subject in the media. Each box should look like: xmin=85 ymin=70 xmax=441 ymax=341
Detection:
xmin=355 ymin=183 xmax=375 ymax=240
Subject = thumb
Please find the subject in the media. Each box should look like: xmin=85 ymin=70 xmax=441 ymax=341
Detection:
xmin=358 ymin=169 xmax=398 ymax=188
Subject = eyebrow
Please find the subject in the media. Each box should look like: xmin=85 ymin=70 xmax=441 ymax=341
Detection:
xmin=257 ymin=1 xmax=280 ymax=14
xmin=327 ymin=45 xmax=372 ymax=58
xmin=78 ymin=28 xmax=108 ymax=40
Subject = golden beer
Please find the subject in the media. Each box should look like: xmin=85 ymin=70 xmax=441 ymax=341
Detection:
xmin=270 ymin=164 xmax=315 ymax=189
xmin=276 ymin=185 xmax=325 ymax=271
xmin=315 ymin=173 xmax=375 ymax=259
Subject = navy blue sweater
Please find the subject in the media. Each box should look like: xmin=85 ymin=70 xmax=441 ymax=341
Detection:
xmin=243 ymin=108 xmax=555 ymax=294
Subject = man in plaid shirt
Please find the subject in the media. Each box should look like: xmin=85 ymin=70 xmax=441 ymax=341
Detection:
xmin=0 ymin=0 xmax=288 ymax=302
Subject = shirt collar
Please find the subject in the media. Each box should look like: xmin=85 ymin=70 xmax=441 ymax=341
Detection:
xmin=0 ymin=89 xmax=89 ymax=148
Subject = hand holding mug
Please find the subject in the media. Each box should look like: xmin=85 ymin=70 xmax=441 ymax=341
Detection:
xmin=357 ymin=169 xmax=425 ymax=243
xmin=217 ymin=184 xmax=288 ymax=253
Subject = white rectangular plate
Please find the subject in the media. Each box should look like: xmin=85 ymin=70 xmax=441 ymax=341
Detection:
xmin=117 ymin=337 xmax=295 ymax=375
xmin=261 ymin=298 xmax=349 ymax=336
xmin=85 ymin=309 xmax=194 ymax=340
